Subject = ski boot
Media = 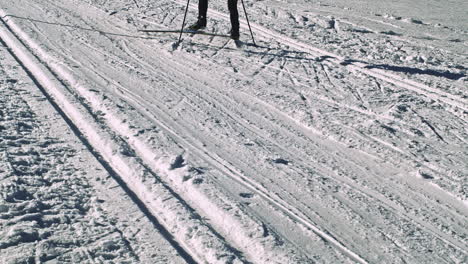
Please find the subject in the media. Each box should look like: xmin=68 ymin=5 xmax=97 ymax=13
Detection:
xmin=188 ymin=17 xmax=207 ymax=31
xmin=230 ymin=28 xmax=240 ymax=40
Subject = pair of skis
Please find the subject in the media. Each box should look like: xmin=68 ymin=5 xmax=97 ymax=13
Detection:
xmin=139 ymin=28 xmax=244 ymax=49
xmin=138 ymin=29 xmax=230 ymax=38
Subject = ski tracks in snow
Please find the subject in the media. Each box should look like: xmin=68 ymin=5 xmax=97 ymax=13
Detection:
xmin=1 ymin=0 xmax=467 ymax=263
xmin=0 ymin=10 xmax=249 ymax=264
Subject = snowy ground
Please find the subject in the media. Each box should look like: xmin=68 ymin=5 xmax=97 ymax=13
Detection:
xmin=0 ymin=0 xmax=466 ymax=263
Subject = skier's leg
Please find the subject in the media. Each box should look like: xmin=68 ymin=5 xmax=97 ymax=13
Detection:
xmin=228 ymin=0 xmax=239 ymax=39
xmin=189 ymin=0 xmax=208 ymax=30
xmin=199 ymin=0 xmax=208 ymax=20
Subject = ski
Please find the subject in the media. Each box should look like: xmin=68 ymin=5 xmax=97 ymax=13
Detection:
xmin=138 ymin=29 xmax=230 ymax=38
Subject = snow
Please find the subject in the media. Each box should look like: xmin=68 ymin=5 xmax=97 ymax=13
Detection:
xmin=0 ymin=34 xmax=185 ymax=262
xmin=0 ymin=0 xmax=467 ymax=263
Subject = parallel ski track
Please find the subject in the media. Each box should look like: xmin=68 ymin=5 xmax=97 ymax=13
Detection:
xmin=98 ymin=45 xmax=370 ymax=264
xmin=129 ymin=48 xmax=468 ymax=259
xmin=20 ymin=4 xmax=369 ymax=260
xmin=136 ymin=3 xmax=466 ymax=180
xmin=42 ymin=4 xmax=468 ymax=260
xmin=0 ymin=5 xmax=314 ymax=263
xmin=0 ymin=19 xmax=196 ymax=263
xmin=0 ymin=11 xmax=248 ymax=264
xmin=134 ymin=3 xmax=468 ymax=258
xmin=145 ymin=3 xmax=468 ymax=255
xmin=3 ymin=2 xmax=467 ymax=263
xmin=67 ymin=30 xmax=367 ymax=261
xmin=172 ymin=0 xmax=467 ymax=112
xmin=239 ymin=56 xmax=463 ymax=173
xmin=114 ymin=0 xmax=467 ymax=259
xmin=67 ymin=29 xmax=466 ymax=262
xmin=120 ymin=43 xmax=467 ymax=262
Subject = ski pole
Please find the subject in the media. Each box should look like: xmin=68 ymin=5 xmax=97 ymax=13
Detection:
xmin=178 ymin=0 xmax=191 ymax=43
xmin=240 ymin=0 xmax=256 ymax=46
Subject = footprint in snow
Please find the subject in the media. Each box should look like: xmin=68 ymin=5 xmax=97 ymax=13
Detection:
xmin=169 ymin=154 xmax=185 ymax=170
xmin=272 ymin=158 xmax=289 ymax=165
xmin=418 ymin=170 xmax=434 ymax=180
xmin=239 ymin=193 xmax=254 ymax=198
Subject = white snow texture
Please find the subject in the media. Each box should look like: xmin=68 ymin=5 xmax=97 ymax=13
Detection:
xmin=0 ymin=0 xmax=466 ymax=263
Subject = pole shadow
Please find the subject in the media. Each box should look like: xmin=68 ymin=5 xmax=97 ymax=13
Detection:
xmin=364 ymin=64 xmax=466 ymax=80
xmin=2 ymin=14 xmax=158 ymax=40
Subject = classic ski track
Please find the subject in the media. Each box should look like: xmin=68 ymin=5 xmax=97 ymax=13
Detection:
xmin=3 ymin=1 xmax=467 ymax=263
xmin=172 ymin=0 xmax=467 ymax=112
xmin=124 ymin=16 xmax=468 ymax=254
xmin=35 ymin=11 xmax=369 ymax=260
xmin=0 ymin=6 xmax=316 ymax=263
xmin=151 ymin=34 xmax=467 ymax=227
xmin=83 ymin=34 xmax=467 ymax=261
xmin=100 ymin=40 xmax=369 ymax=263
xmin=9 ymin=0 xmax=459 ymax=144
xmin=165 ymin=0 xmax=468 ymax=220
xmin=173 ymin=32 xmax=450 ymax=164
xmin=33 ymin=5 xmax=468 ymax=258
xmin=0 ymin=11 xmax=251 ymax=264
xmin=226 ymin=91 xmax=468 ymax=256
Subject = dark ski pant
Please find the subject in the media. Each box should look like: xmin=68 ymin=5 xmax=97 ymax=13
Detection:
xmin=198 ymin=0 xmax=239 ymax=32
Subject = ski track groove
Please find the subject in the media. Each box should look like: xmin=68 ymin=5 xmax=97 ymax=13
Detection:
xmin=0 ymin=18 xmax=180 ymax=264
xmin=224 ymin=49 xmax=455 ymax=174
xmin=1 ymin=21 xmax=170 ymax=264
xmin=86 ymin=67 xmax=312 ymax=263
xmin=7 ymin=11 xmax=468 ymax=256
xmin=409 ymin=108 xmax=447 ymax=143
xmin=163 ymin=0 xmax=467 ymax=195
xmin=229 ymin=93 xmax=467 ymax=255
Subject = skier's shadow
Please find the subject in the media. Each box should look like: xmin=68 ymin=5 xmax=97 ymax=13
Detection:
xmin=342 ymin=58 xmax=466 ymax=81
xmin=2 ymin=15 xmax=157 ymax=40
xmin=194 ymin=40 xmax=467 ymax=82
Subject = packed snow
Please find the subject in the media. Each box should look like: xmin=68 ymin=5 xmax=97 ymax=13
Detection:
xmin=0 ymin=0 xmax=466 ymax=263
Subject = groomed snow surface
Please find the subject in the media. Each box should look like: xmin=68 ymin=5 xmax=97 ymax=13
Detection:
xmin=0 ymin=0 xmax=466 ymax=263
